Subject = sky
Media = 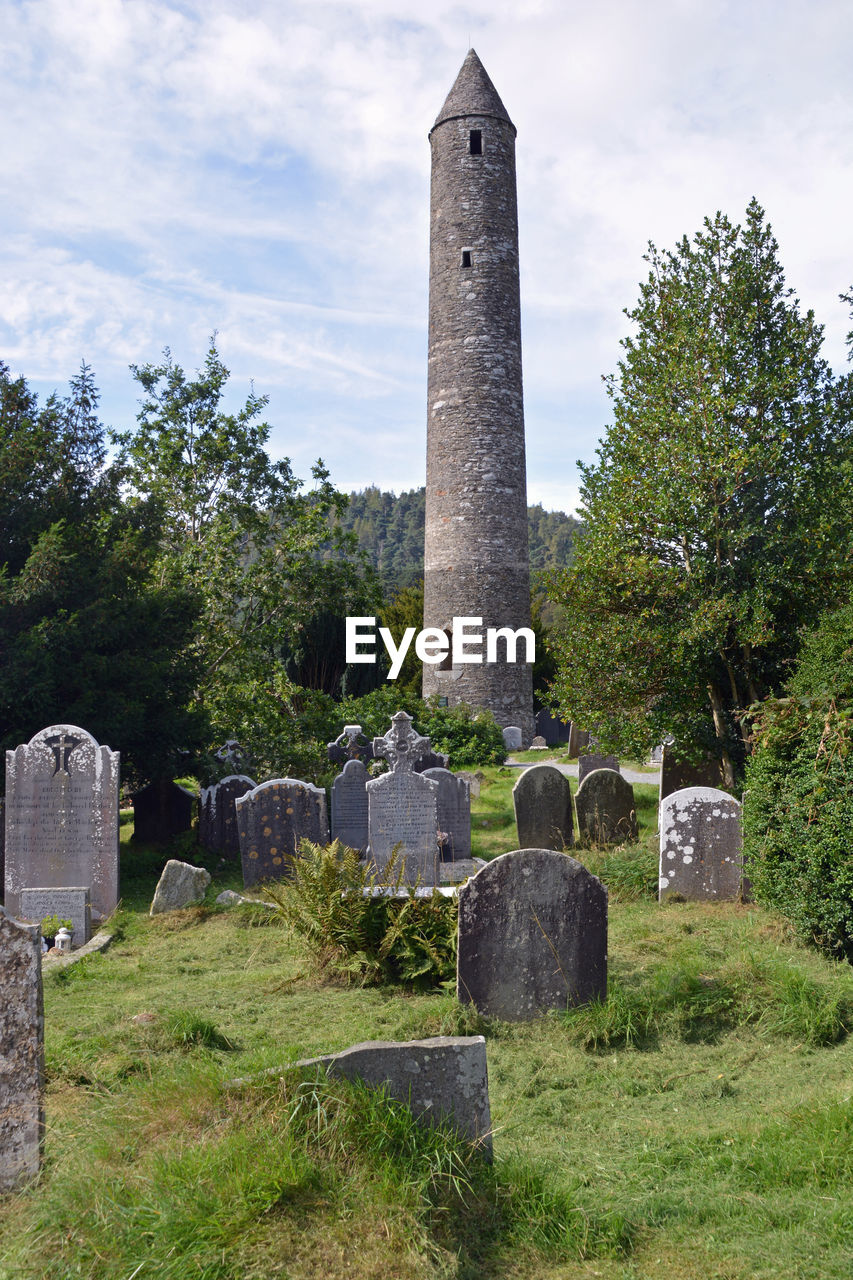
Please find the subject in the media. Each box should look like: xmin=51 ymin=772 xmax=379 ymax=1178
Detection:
xmin=2 ymin=0 xmax=852 ymax=515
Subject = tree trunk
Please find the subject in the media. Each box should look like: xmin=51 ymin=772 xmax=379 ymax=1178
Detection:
xmin=706 ymin=682 xmax=737 ymax=791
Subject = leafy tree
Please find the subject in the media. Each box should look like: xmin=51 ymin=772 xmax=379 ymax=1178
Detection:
xmin=0 ymin=364 xmax=206 ymax=785
xmin=547 ymin=201 xmax=852 ymax=788
xmin=743 ymin=601 xmax=853 ymax=959
xmin=114 ymin=339 xmax=377 ymax=764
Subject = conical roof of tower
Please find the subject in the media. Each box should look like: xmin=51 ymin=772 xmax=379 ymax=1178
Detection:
xmin=431 ymin=48 xmax=515 ymax=133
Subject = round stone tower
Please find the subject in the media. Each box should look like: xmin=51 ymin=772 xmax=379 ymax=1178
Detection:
xmin=422 ymin=49 xmax=534 ymax=740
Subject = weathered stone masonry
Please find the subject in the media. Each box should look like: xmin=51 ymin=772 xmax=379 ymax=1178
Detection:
xmin=423 ymin=50 xmax=534 ymax=739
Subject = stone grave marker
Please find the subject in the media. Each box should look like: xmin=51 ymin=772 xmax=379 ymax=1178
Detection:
xmin=578 ymin=753 xmax=620 ymax=786
xmin=457 ymin=849 xmax=607 ymax=1020
xmin=535 ymin=708 xmax=570 ymax=746
xmin=199 ymin=774 xmax=256 ymax=859
xmin=20 ymin=887 xmax=91 ymax=946
xmin=575 ymin=769 xmax=638 ymax=844
xmin=236 ymin=778 xmax=329 ymax=889
xmin=512 ymin=764 xmax=574 ymax=849
xmin=659 ymin=787 xmax=744 ymax=902
xmin=4 ymin=724 xmax=119 ymax=923
xmin=422 ymin=767 xmax=471 ymax=861
xmin=566 ymin=724 xmax=590 ymax=758
xmin=368 ymin=712 xmax=440 ymax=885
xmin=131 ymin=778 xmax=194 ymax=845
xmin=289 ymin=1036 xmax=491 ymax=1150
xmin=412 ymin=749 xmax=450 ymax=773
xmin=456 ymin=770 xmax=483 ymax=798
xmin=502 ymin=726 xmax=522 ymax=752
xmin=0 ymin=797 xmax=5 ymax=905
xmin=0 ymin=908 xmax=44 ymax=1192
xmin=327 ymin=724 xmax=374 ymax=766
xmin=660 ymin=745 xmax=722 ymax=804
xmin=331 ymin=758 xmax=369 ymax=852
xmin=150 ymin=860 xmax=212 ymax=915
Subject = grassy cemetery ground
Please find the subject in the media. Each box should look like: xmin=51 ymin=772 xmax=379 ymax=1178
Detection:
xmin=2 ymin=773 xmax=853 ymax=1279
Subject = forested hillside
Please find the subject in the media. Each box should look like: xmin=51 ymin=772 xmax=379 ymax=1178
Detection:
xmin=337 ymin=487 xmax=580 ymax=594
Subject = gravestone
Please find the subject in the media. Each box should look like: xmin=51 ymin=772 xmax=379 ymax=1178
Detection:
xmin=327 ymin=724 xmax=374 ymax=766
xmin=331 ymin=758 xmax=369 ymax=852
xmin=20 ymin=887 xmax=91 ymax=946
xmin=198 ymin=775 xmax=256 ymax=859
xmin=412 ymin=749 xmax=450 ymax=773
xmin=659 ymin=745 xmax=722 ymax=804
xmin=290 ymin=1036 xmax=491 ymax=1150
xmin=368 ymin=712 xmax=440 ymax=885
xmin=578 ymin=754 xmax=620 ymax=786
xmin=512 ymin=764 xmax=574 ymax=850
xmin=0 ymin=909 xmax=44 ymax=1192
xmin=535 ymin=708 xmax=570 ymax=746
xmin=456 ymin=770 xmax=483 ymax=798
xmin=457 ymin=849 xmax=607 ymax=1020
xmin=215 ymin=740 xmax=251 ymax=773
xmin=529 ymin=736 xmax=547 ymax=750
xmin=0 ymin=797 xmax=5 ymax=905
xmin=566 ymin=724 xmax=590 ymax=758
xmin=150 ymin=860 xmax=212 ymax=915
xmin=131 ymin=778 xmax=194 ymax=845
xmin=575 ymin=769 xmax=638 ymax=844
xmin=422 ymin=767 xmax=471 ymax=861
xmin=4 ymin=724 xmax=119 ymax=923
xmin=502 ymin=726 xmax=522 ymax=752
xmin=659 ymin=787 xmax=744 ymax=902
xmin=236 ymin=778 xmax=329 ymax=889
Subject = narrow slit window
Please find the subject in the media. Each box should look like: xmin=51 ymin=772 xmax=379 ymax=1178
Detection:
xmin=469 ymin=129 xmax=482 ymax=155
xmin=461 ymin=249 xmax=472 ymax=268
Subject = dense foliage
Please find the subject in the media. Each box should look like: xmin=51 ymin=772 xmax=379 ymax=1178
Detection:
xmin=337 ymin=486 xmax=579 ymax=595
xmin=337 ymin=688 xmax=506 ymax=768
xmin=548 ymin=201 xmax=852 ymax=787
xmin=744 ymin=602 xmax=853 ymax=960
xmin=261 ymin=840 xmax=458 ymax=987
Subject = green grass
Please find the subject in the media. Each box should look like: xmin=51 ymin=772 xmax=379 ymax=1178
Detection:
xmin=2 ymin=805 xmax=853 ymax=1279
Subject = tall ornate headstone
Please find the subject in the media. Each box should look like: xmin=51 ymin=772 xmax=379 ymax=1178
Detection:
xmin=0 ymin=909 xmax=44 ymax=1192
xmin=327 ymin=725 xmax=374 ymax=767
xmin=422 ymin=767 xmax=471 ymax=861
xmin=199 ymin=775 xmax=256 ymax=859
xmin=236 ymin=778 xmax=329 ymax=889
xmin=659 ymin=787 xmax=744 ymax=902
xmin=575 ymin=769 xmax=637 ymax=844
xmin=457 ymin=849 xmax=607 ymax=1020
xmin=367 ymin=712 xmax=440 ymax=885
xmin=512 ymin=764 xmax=574 ymax=849
xmin=331 ymin=759 xmax=369 ymax=853
xmin=4 ymin=724 xmax=119 ymax=922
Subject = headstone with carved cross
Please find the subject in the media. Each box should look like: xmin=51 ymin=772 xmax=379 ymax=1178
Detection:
xmin=366 ymin=712 xmax=440 ymax=884
xmin=327 ymin=724 xmax=375 ymax=767
xmin=4 ymin=724 xmax=120 ymax=923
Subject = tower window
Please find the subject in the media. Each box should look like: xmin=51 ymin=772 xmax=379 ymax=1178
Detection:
xmin=469 ymin=129 xmax=482 ymax=155
xmin=460 ymin=250 xmax=472 ymax=268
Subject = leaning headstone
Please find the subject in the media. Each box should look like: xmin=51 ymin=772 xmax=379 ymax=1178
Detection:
xmin=456 ymin=770 xmax=483 ymax=798
xmin=0 ymin=909 xmax=44 ymax=1192
xmin=578 ymin=754 xmax=620 ymax=786
xmin=566 ymin=724 xmax=590 ymax=758
xmin=331 ymin=758 xmax=369 ymax=852
xmin=289 ymin=1036 xmax=491 ymax=1151
xmin=327 ymin=725 xmax=374 ymax=767
xmin=198 ymin=775 xmax=256 ymax=860
xmin=457 ymin=849 xmax=607 ymax=1021
xmin=660 ymin=745 xmax=722 ymax=804
xmin=575 ymin=769 xmax=638 ymax=844
xmin=149 ymin=860 xmax=212 ymax=915
xmin=535 ymin=708 xmax=570 ymax=746
xmin=368 ymin=712 xmax=439 ymax=885
xmin=4 ymin=724 xmax=119 ymax=923
xmin=236 ymin=778 xmax=330 ymax=889
xmin=422 ymin=768 xmax=471 ymax=861
xmin=131 ymin=778 xmax=194 ymax=845
xmin=659 ymin=787 xmax=744 ymax=902
xmin=512 ymin=764 xmax=574 ymax=850
xmin=502 ymin=726 xmax=522 ymax=752
xmin=20 ymin=887 xmax=91 ymax=947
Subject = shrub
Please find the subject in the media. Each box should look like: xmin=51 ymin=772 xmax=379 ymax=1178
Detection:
xmin=744 ymin=602 xmax=853 ymax=960
xmin=262 ymin=840 xmax=458 ymax=988
xmin=337 ymin=689 xmax=506 ymax=768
